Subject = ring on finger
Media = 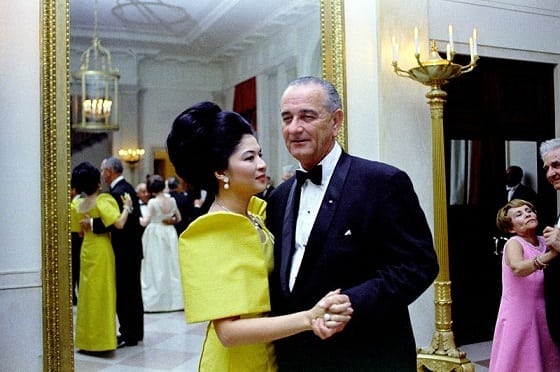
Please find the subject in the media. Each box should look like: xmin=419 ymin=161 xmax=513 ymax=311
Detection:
xmin=324 ymin=313 xmax=331 ymax=322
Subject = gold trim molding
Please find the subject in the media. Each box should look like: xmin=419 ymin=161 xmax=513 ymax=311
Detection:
xmin=41 ymin=0 xmax=73 ymax=370
xmin=41 ymin=1 xmax=346 ymax=370
xmin=321 ymin=0 xmax=347 ymax=149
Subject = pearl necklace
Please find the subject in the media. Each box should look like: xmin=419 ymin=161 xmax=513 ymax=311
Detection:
xmin=214 ymin=199 xmax=261 ymax=230
xmin=214 ymin=199 xmax=233 ymax=213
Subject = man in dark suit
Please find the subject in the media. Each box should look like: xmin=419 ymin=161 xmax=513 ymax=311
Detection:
xmin=166 ymin=176 xmax=195 ymax=236
xmin=256 ymin=175 xmax=275 ymax=200
xmin=540 ymin=139 xmax=560 ymax=347
xmin=266 ymin=76 xmax=439 ymax=371
xmin=505 ymin=165 xmax=538 ymax=205
xmin=96 ymin=157 xmax=144 ymax=347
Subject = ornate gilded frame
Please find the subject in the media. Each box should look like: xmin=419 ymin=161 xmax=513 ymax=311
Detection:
xmin=321 ymin=0 xmax=347 ymax=147
xmin=41 ymin=0 xmax=346 ymax=369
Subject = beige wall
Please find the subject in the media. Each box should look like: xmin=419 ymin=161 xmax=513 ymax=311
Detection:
xmin=0 ymin=1 xmax=44 ymax=371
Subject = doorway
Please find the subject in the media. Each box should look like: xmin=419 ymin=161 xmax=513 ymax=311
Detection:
xmin=443 ymin=56 xmax=556 ymax=345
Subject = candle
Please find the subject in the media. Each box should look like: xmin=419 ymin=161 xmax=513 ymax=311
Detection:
xmin=473 ymin=28 xmax=478 ymax=56
xmin=414 ymin=27 xmax=419 ymax=54
xmin=392 ymin=36 xmax=398 ymax=63
xmin=446 ymin=43 xmax=451 ymax=61
xmin=448 ymin=24 xmax=454 ymax=52
xmin=469 ymin=36 xmax=474 ymax=61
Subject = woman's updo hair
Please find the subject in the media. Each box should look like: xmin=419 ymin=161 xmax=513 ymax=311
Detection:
xmin=167 ymin=101 xmax=255 ymax=195
xmin=71 ymin=161 xmax=100 ymax=196
xmin=147 ymin=174 xmax=165 ymax=194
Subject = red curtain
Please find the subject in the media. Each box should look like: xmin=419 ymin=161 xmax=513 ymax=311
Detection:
xmin=233 ymin=77 xmax=257 ymax=131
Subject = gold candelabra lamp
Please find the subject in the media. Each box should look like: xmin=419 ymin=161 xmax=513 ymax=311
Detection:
xmin=118 ymin=148 xmax=145 ymax=165
xmin=392 ymin=26 xmax=479 ymax=372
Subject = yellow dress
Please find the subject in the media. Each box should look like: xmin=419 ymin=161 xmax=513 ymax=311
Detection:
xmin=72 ymin=193 xmax=119 ymax=351
xmin=70 ymin=195 xmax=83 ymax=234
xmin=179 ymin=197 xmax=276 ymax=371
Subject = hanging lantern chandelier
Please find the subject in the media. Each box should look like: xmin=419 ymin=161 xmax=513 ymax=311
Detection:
xmin=72 ymin=0 xmax=120 ymax=132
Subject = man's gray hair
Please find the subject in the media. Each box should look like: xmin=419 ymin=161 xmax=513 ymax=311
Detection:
xmin=287 ymin=76 xmax=342 ymax=113
xmin=167 ymin=176 xmax=180 ymax=190
xmin=540 ymin=138 xmax=560 ymax=160
xmin=103 ymin=156 xmax=123 ymax=174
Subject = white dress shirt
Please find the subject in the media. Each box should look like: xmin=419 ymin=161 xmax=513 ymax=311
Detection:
xmin=506 ymin=184 xmax=518 ymax=202
xmin=289 ymin=143 xmax=342 ymax=291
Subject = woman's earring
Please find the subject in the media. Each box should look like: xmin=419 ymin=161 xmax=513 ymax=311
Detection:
xmin=223 ymin=176 xmax=230 ymax=190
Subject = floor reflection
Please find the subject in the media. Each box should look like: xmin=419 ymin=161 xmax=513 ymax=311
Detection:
xmin=73 ymin=307 xmax=490 ymax=371
xmin=74 ymin=308 xmax=206 ymax=371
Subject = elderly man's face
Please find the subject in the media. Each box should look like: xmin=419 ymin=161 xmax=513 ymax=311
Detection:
xmin=543 ymin=147 xmax=560 ymax=190
xmin=100 ymin=160 xmax=114 ymax=186
xmin=136 ymin=183 xmax=150 ymax=203
xmin=280 ymin=83 xmax=342 ymax=170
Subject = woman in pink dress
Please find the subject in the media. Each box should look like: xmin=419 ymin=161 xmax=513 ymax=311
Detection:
xmin=490 ymin=199 xmax=560 ymax=371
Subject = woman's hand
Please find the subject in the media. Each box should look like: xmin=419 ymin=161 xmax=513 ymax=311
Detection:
xmin=309 ymin=289 xmax=353 ymax=339
xmin=121 ymin=192 xmax=133 ymax=212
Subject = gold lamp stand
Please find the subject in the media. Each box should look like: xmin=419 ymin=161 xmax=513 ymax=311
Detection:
xmin=392 ymin=29 xmax=479 ymax=372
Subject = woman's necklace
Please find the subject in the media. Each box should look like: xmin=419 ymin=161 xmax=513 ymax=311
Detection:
xmin=214 ymin=199 xmax=262 ymax=230
xmin=214 ymin=199 xmax=234 ymax=213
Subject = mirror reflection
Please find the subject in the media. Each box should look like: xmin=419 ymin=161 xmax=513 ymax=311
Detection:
xmin=66 ymin=0 xmax=337 ymax=369
xmin=70 ymin=0 xmax=321 ymax=185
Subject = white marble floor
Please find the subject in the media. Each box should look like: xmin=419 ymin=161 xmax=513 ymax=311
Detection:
xmin=458 ymin=341 xmax=492 ymax=371
xmin=74 ymin=310 xmax=206 ymax=371
xmin=74 ymin=309 xmax=492 ymax=371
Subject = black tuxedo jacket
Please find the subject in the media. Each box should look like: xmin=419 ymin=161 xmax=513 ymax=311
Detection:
xmin=93 ymin=178 xmax=143 ymax=258
xmin=510 ymin=183 xmax=538 ymax=206
xmin=169 ymin=190 xmax=196 ymax=236
xmin=545 ymin=212 xmax=560 ymax=347
xmin=266 ymin=152 xmax=439 ymax=371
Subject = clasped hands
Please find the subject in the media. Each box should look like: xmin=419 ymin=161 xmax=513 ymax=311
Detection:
xmin=544 ymin=225 xmax=560 ymax=253
xmin=310 ymin=289 xmax=353 ymax=340
xmin=79 ymin=193 xmax=133 ymax=232
xmin=122 ymin=192 xmax=133 ymax=211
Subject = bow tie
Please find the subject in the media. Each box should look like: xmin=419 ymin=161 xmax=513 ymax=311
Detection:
xmin=296 ymin=165 xmax=322 ymax=186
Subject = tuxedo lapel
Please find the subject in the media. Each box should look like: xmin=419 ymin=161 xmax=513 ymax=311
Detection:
xmin=294 ymin=153 xmax=352 ymax=288
xmin=280 ymin=178 xmax=298 ymax=294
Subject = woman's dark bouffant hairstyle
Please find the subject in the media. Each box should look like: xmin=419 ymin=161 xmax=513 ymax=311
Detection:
xmin=496 ymin=198 xmax=537 ymax=234
xmin=166 ymin=101 xmax=255 ymax=195
xmin=71 ymin=162 xmax=100 ymax=196
xmin=147 ymin=174 xmax=165 ymax=194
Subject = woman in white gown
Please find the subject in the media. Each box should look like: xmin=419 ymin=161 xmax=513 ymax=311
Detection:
xmin=140 ymin=175 xmax=184 ymax=312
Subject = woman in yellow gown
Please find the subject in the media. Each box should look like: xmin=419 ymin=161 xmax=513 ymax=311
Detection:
xmin=71 ymin=162 xmax=133 ymax=352
xmin=167 ymin=102 xmax=353 ymax=371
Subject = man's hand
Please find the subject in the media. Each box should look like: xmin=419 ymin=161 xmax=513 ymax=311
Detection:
xmin=162 ymin=217 xmax=175 ymax=225
xmin=121 ymin=193 xmax=133 ymax=212
xmin=79 ymin=214 xmax=92 ymax=232
xmin=544 ymin=225 xmax=560 ymax=252
xmin=310 ymin=289 xmax=353 ymax=339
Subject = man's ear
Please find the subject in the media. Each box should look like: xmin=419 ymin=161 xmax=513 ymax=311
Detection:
xmin=332 ymin=109 xmax=344 ymax=135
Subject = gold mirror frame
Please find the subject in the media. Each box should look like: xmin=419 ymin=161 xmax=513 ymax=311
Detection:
xmin=41 ymin=0 xmax=345 ymax=369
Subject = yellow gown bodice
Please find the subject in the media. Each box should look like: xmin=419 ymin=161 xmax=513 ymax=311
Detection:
xmin=178 ymin=196 xmax=276 ymax=371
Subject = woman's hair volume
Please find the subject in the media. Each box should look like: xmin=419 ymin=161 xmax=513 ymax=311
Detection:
xmin=166 ymin=101 xmax=254 ymax=194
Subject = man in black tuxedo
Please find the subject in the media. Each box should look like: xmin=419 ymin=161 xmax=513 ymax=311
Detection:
xmin=540 ymin=139 xmax=560 ymax=347
xmin=95 ymin=157 xmax=144 ymax=347
xmin=266 ymin=76 xmax=439 ymax=370
xmin=505 ymin=165 xmax=538 ymax=205
xmin=166 ymin=176 xmax=195 ymax=236
xmin=256 ymin=175 xmax=275 ymax=200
